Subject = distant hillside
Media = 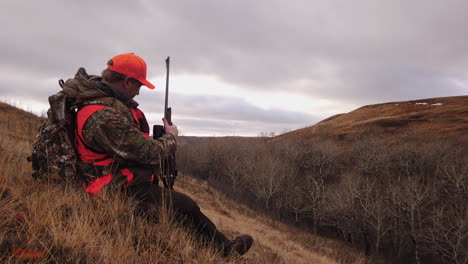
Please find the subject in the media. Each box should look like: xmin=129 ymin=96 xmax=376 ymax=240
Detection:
xmin=0 ymin=102 xmax=44 ymax=143
xmin=272 ymin=95 xmax=468 ymax=143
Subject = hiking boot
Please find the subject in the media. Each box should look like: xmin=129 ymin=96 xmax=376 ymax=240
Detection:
xmin=224 ymin=234 xmax=253 ymax=256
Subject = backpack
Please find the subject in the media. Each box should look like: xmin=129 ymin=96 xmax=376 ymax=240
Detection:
xmin=28 ymin=80 xmax=80 ymax=183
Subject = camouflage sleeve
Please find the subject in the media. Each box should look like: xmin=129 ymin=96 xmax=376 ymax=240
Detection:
xmin=82 ymin=107 xmax=176 ymax=166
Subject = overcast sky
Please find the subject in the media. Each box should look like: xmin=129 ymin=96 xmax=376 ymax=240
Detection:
xmin=1 ymin=0 xmax=467 ymax=136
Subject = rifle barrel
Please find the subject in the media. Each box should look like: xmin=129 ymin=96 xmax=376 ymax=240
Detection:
xmin=164 ymin=56 xmax=170 ymax=122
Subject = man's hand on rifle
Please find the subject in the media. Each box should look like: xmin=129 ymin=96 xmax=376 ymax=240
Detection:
xmin=162 ymin=118 xmax=178 ymax=139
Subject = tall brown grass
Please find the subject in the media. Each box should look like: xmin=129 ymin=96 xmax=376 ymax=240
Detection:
xmin=0 ymin=104 xmax=224 ymax=263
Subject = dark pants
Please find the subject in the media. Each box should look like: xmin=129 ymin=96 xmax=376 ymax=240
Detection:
xmin=124 ymin=183 xmax=230 ymax=251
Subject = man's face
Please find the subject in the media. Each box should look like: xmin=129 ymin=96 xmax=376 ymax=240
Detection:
xmin=121 ymin=77 xmax=142 ymax=98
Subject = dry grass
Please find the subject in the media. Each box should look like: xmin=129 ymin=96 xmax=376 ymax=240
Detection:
xmin=0 ymin=102 xmax=367 ymax=263
xmin=274 ymin=95 xmax=468 ymax=142
xmin=0 ymin=103 xmax=223 ymax=263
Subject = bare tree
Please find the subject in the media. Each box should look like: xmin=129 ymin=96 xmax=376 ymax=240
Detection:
xmin=322 ymin=175 xmax=359 ymax=246
xmin=392 ymin=177 xmax=434 ymax=264
xmin=419 ymin=201 xmax=468 ymax=264
xmin=224 ymin=142 xmax=253 ymax=192
xmin=247 ymin=147 xmax=288 ymax=210
xmin=300 ymin=175 xmax=326 ymax=233
xmin=284 ymin=180 xmax=307 ymax=223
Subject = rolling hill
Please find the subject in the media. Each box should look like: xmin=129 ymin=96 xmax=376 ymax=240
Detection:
xmin=272 ymin=95 xmax=468 ymax=143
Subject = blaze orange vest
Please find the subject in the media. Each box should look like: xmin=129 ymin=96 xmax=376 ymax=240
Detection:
xmin=76 ymin=104 xmax=150 ymax=194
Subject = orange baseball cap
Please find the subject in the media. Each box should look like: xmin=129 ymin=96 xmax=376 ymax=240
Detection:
xmin=107 ymin=53 xmax=155 ymax=89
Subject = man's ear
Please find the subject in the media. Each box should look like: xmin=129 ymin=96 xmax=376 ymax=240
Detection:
xmin=123 ymin=76 xmax=132 ymax=87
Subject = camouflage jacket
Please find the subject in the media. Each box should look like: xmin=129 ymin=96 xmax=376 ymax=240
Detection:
xmin=62 ymin=68 xmax=176 ymax=188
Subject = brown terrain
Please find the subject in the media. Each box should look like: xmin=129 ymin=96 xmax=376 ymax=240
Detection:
xmin=272 ymin=95 xmax=468 ymax=143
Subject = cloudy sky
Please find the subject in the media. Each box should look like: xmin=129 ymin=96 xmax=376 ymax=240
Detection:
xmin=1 ymin=0 xmax=467 ymax=136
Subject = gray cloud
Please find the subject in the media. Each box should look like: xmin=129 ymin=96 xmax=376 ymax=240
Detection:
xmin=312 ymin=63 xmax=466 ymax=104
xmin=1 ymin=0 xmax=467 ymax=135
xmin=175 ymin=118 xmax=302 ymax=137
xmin=171 ymin=93 xmax=316 ymax=124
xmin=137 ymin=91 xmax=319 ymax=135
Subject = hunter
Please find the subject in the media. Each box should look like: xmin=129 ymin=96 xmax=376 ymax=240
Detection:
xmin=64 ymin=53 xmax=252 ymax=256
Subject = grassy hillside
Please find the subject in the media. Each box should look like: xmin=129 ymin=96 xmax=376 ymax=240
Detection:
xmin=0 ymin=102 xmax=366 ymax=263
xmin=272 ymin=95 xmax=468 ymax=143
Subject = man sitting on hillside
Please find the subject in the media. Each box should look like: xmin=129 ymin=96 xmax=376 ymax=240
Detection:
xmin=64 ymin=53 xmax=252 ymax=257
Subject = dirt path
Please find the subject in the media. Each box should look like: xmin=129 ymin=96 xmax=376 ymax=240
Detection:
xmin=176 ymin=177 xmax=344 ymax=264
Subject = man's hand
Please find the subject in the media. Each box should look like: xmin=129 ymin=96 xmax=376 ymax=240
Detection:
xmin=163 ymin=118 xmax=178 ymax=139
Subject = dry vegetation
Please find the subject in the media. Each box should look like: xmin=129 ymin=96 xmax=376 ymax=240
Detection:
xmin=178 ymin=96 xmax=468 ymax=264
xmin=273 ymin=96 xmax=468 ymax=143
xmin=0 ymin=102 xmax=366 ymax=263
xmin=0 ymin=102 xmax=222 ymax=263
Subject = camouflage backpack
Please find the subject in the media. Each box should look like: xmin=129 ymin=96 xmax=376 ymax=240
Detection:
xmin=28 ymin=80 xmax=80 ymax=183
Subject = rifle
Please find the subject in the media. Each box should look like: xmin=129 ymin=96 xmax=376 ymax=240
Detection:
xmin=153 ymin=56 xmax=177 ymax=189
